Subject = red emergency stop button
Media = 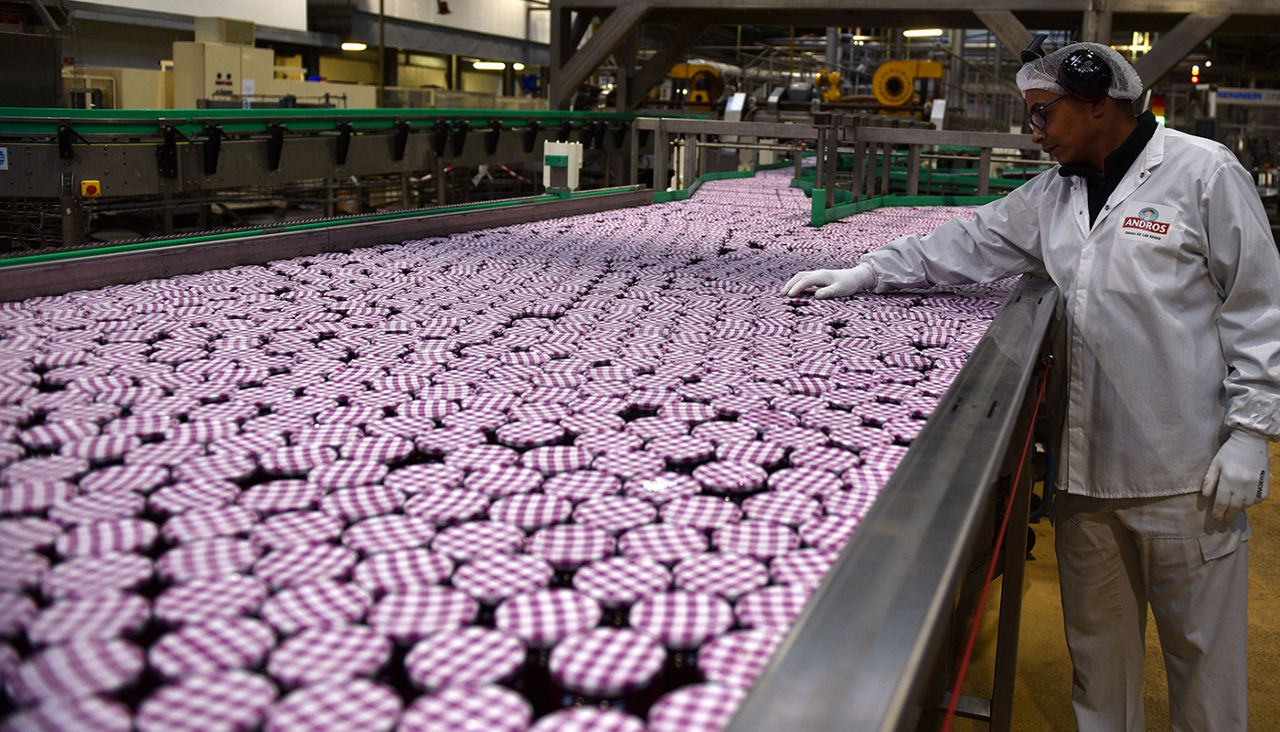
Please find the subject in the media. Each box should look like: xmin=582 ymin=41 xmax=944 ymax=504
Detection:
xmin=81 ymin=180 xmax=102 ymax=197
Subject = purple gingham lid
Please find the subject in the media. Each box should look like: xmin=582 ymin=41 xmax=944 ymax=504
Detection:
xmin=292 ymin=424 xmax=363 ymax=448
xmin=402 ymin=489 xmax=489 ymax=525
xmin=354 ymin=547 xmax=454 ymax=595
xmin=524 ymin=524 xmax=616 ymax=569
xmin=161 ymin=505 xmax=258 ymax=543
xmin=788 ymin=446 xmax=861 ymax=474
xmin=405 ymin=626 xmax=525 ymax=691
xmin=253 ymin=543 xmax=358 ymax=589
xmin=413 ymin=428 xmax=487 ymax=458
xmin=691 ymin=421 xmax=757 ymax=445
xmin=625 ymin=416 xmax=687 ymax=441
xmin=42 ymin=552 xmax=153 ymax=599
xmin=1 ymin=696 xmax=132 ymax=732
xmin=19 ymin=421 xmax=100 ymax=452
xmin=265 ymin=678 xmax=401 ymax=732
xmin=149 ymin=617 xmax=275 ymax=679
xmin=618 ymin=523 xmax=708 ymax=566
xmin=60 ymin=434 xmax=140 ymax=464
xmin=623 ymin=473 xmax=701 ymax=504
xmin=444 ymin=444 xmax=520 ymax=472
xmin=260 ymin=445 xmax=338 ymax=477
xmin=647 ymin=683 xmax=747 ymax=732
xmin=693 ymin=461 xmax=768 ymax=494
xmin=548 ymin=627 xmax=665 ymax=698
xmin=55 ymin=517 xmax=158 ymax=557
xmin=742 ymin=491 xmax=822 ymax=527
xmin=770 ymin=548 xmax=839 ymax=590
xmin=441 ymin=408 xmax=508 ymax=433
xmin=660 ymin=495 xmax=743 ymax=531
xmin=699 ymin=629 xmax=785 ymax=690
xmin=0 ymin=591 xmax=37 ymax=635
xmin=25 ymin=592 xmax=149 ymax=646
xmin=399 ymin=684 xmax=531 ymax=732
xmin=431 ymin=520 xmax=525 ymax=561
xmin=308 ymin=460 xmax=389 ymax=491
xmin=172 ymin=453 xmax=256 ymax=484
xmin=572 ymin=495 xmax=657 ymax=534
xmin=646 ymin=435 xmax=716 ymax=465
xmin=734 ymin=585 xmax=813 ymax=631
xmin=341 ymin=435 xmax=415 ymax=464
xmin=157 ymin=537 xmax=261 ymax=583
xmin=124 ymin=441 xmax=204 ymax=468
xmin=154 ymin=574 xmax=270 ymax=626
xmin=0 ymin=517 xmax=61 ymax=552
xmin=341 ymin=514 xmax=436 ymax=554
xmin=521 ymin=445 xmax=594 ymax=475
xmin=48 ymin=492 xmax=145 ymax=526
xmin=763 ymin=426 xmax=829 ymax=452
xmin=150 ymin=480 xmax=241 ymax=515
xmin=562 ymin=411 xmax=627 ymax=436
xmin=251 ymin=510 xmax=344 ymax=550
xmin=319 ymin=484 xmax=404 ymax=523
xmin=827 ymin=425 xmax=895 ymax=452
xmin=385 ymin=463 xmax=467 ymax=494
xmin=452 ymin=553 xmax=554 ymax=605
xmin=135 ymin=670 xmax=277 ymax=732
xmin=488 ymin=493 xmax=573 ymax=531
xmin=767 ymin=467 xmax=844 ymax=498
xmin=543 ymin=470 xmax=621 ymax=502
xmin=0 ymin=481 xmax=77 ymax=515
xmin=494 ymin=588 xmax=602 ymax=647
xmin=260 ymin=580 xmax=372 ymax=635
xmin=266 ymin=623 xmax=392 ymax=687
xmin=2 ymin=455 xmax=89 ymax=484
xmin=0 ymin=550 xmax=48 ymax=592
xmin=495 ymin=421 xmax=566 ymax=449
xmin=799 ymin=514 xmax=861 ymax=551
xmin=843 ymin=463 xmax=895 ymax=493
xmin=575 ymin=430 xmax=644 ymax=455
xmin=572 ymin=555 xmax=671 ymax=609
xmin=713 ymin=439 xmax=787 ymax=469
xmin=367 ymin=586 xmax=477 ymax=642
xmin=629 ymin=590 xmax=735 ymax=650
xmin=822 ymin=488 xmax=878 ymax=519
xmin=592 ymin=451 xmax=665 ymax=481
xmin=712 ymin=520 xmax=801 ymax=560
xmin=530 ymin=707 xmax=646 ymax=732
xmin=463 ymin=464 xmax=544 ymax=497
xmin=673 ymin=553 xmax=769 ymax=601
xmin=237 ymin=480 xmax=322 ymax=515
xmin=7 ymin=638 xmax=145 ymax=706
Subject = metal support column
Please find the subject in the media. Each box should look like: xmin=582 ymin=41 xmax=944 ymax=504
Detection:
xmin=653 ymin=122 xmax=669 ymax=191
xmin=978 ymin=147 xmax=993 ymax=196
xmin=682 ymin=133 xmax=697 ymax=188
xmin=906 ymin=144 xmax=922 ymax=195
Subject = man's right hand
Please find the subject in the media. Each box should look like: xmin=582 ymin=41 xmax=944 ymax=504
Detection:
xmin=782 ymin=264 xmax=876 ymax=299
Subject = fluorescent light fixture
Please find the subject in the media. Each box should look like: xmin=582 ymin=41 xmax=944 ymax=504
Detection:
xmin=1205 ymin=60 xmax=1212 ymax=67
xmin=513 ymin=62 xmax=525 ymax=71
xmin=473 ymin=61 xmax=506 ymax=71
xmin=340 ymin=42 xmax=367 ymax=51
xmin=902 ymin=28 xmax=943 ymax=38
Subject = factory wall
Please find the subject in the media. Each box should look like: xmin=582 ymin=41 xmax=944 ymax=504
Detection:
xmin=349 ymin=0 xmax=550 ymax=45
xmin=88 ymin=0 xmax=308 ymax=33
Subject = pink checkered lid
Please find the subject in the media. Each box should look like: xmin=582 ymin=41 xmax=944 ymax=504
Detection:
xmin=647 ymin=683 xmax=748 ymax=732
xmin=399 ymin=684 xmax=532 ymax=732
xmin=822 ymin=488 xmax=878 ymax=519
xmin=691 ymin=421 xmax=758 ymax=445
xmin=629 ymin=589 xmax=735 ymax=650
xmin=55 ymin=517 xmax=158 ymax=557
xmin=488 ymin=493 xmax=573 ymax=531
xmin=135 ymin=670 xmax=277 ymax=732
xmin=623 ymin=473 xmax=701 ymax=504
xmin=251 ymin=510 xmax=344 ymax=550
xmin=788 ymin=446 xmax=861 ymax=474
xmin=431 ymin=520 xmax=525 ymax=561
xmin=444 ymin=444 xmax=521 ymax=472
xmin=495 ymin=421 xmax=566 ymax=450
xmin=254 ymin=543 xmax=358 ymax=589
xmin=2 ymin=455 xmax=88 ymax=484
xmin=658 ymin=401 xmax=717 ymax=424
xmin=413 ymin=428 xmax=487 ymax=457
xmin=770 ymin=548 xmax=839 ymax=590
xmin=520 ymin=445 xmax=594 ymax=475
xmin=529 ymin=707 xmax=646 ymax=732
xmin=157 ymin=537 xmax=261 ymax=583
xmin=401 ymin=489 xmax=489 ymax=526
xmin=572 ymin=555 xmax=671 ymax=609
xmin=572 ymin=495 xmax=657 ymax=535
xmin=524 ymin=524 xmax=616 ymax=570
xmin=341 ymin=435 xmax=415 ymax=464
xmin=441 ymin=408 xmax=508 ymax=432
xmin=624 ymin=416 xmax=688 ymax=441
xmin=259 ymin=580 xmax=372 ymax=635
xmin=260 ymin=445 xmax=338 ymax=477
xmin=618 ymin=523 xmax=708 ymax=566
xmin=354 ymin=547 xmax=454 ymax=594
xmin=452 ymin=553 xmax=554 ymax=604
xmin=646 ymin=435 xmax=717 ymax=466
xmin=561 ymin=411 xmax=625 ymax=436
xmin=712 ymin=520 xmax=801 ymax=560
xmin=734 ymin=585 xmax=813 ymax=631
xmin=367 ymin=586 xmax=478 ymax=642
xmin=0 ymin=481 xmax=77 ymax=515
xmin=494 ymin=588 xmax=602 ymax=647
xmin=543 ymin=470 xmax=622 ymax=502
xmin=2 ymin=696 xmax=132 ymax=732
xmin=25 ymin=592 xmax=149 ymax=646
xmin=574 ymin=430 xmax=644 ymax=455
xmin=161 ymin=504 xmax=258 ymax=544
xmin=149 ymin=617 xmax=276 ymax=679
xmin=341 ymin=514 xmax=436 ymax=554
xmin=265 ymin=678 xmax=401 ymax=732
xmin=150 ymin=480 xmax=241 ymax=516
xmin=462 ymin=464 xmax=544 ymax=497
xmin=673 ymin=553 xmax=769 ymax=601
xmin=8 ymin=638 xmax=145 ymax=706
xmin=154 ymin=574 xmax=270 ymax=626
xmin=385 ymin=463 xmax=467 ymax=494
xmin=693 ymin=461 xmax=768 ymax=494
xmin=548 ymin=627 xmax=665 ymax=697
xmin=405 ymin=626 xmax=525 ymax=691
xmin=592 ymin=451 xmax=665 ymax=481
xmin=0 ymin=549 xmax=48 ymax=592
xmin=742 ymin=491 xmax=822 ymax=527
xmin=48 ymin=491 xmax=147 ymax=527
xmin=266 ymin=623 xmax=392 ymax=687
xmin=699 ymin=629 xmax=786 ymax=690
xmin=172 ymin=453 xmax=256 ymax=484
xmin=713 ymin=439 xmax=787 ymax=469
xmin=42 ymin=552 xmax=153 ymax=600
xmin=799 ymin=514 xmax=861 ymax=551
xmin=0 ymin=590 xmax=36 ymax=635
xmin=60 ymin=433 xmax=140 ymax=463
xmin=0 ymin=517 xmax=61 ymax=552
xmin=236 ymin=480 xmax=321 ymax=515
xmin=767 ymin=467 xmax=845 ymax=498
xmin=660 ymin=495 xmax=743 ymax=531
xmin=124 ymin=441 xmax=204 ymax=468
xmin=319 ymin=484 xmax=404 ymax=523
xmin=308 ymin=459 xmax=389 ymax=491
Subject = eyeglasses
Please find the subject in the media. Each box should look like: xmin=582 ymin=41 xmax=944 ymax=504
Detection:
xmin=1027 ymin=93 xmax=1070 ymax=131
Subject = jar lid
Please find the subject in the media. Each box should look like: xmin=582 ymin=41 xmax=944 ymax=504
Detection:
xmin=488 ymin=493 xmax=573 ymax=531
xmin=622 ymin=473 xmax=701 ymax=504
xmin=798 ymin=514 xmax=861 ymax=551
xmin=253 ymin=544 xmax=358 ymax=589
xmin=172 ymin=453 xmax=256 ymax=483
xmin=444 ymin=444 xmax=521 ymax=472
xmin=0 ymin=550 xmax=47 ymax=592
xmin=572 ymin=496 xmax=657 ymax=535
xmin=742 ymin=492 xmax=822 ymax=527
xmin=149 ymin=617 xmax=275 ymax=679
xmin=543 ymin=470 xmax=622 ymax=502
xmin=524 ymin=524 xmax=616 ymax=570
xmin=150 ymin=480 xmax=241 ymax=516
xmin=690 ymin=421 xmax=757 ymax=445
xmin=2 ymin=696 xmax=131 ymax=732
xmin=560 ymin=411 xmax=626 ymax=435
xmin=291 ymin=424 xmax=363 ymax=448
xmin=695 ymin=629 xmax=787 ymax=691
xmin=712 ymin=520 xmax=800 ymax=560
xmin=494 ymin=588 xmax=603 ymax=648
xmin=402 ymin=489 xmax=489 ymax=525
xmin=154 ymin=574 xmax=270 ymax=626
xmin=399 ymin=685 xmax=531 ymax=732
xmin=767 ymin=467 xmax=844 ymax=498
xmin=495 ymin=421 xmax=566 ymax=450
xmin=462 ymin=464 xmax=544 ymax=497
xmin=572 ymin=555 xmax=671 ymax=609
xmin=520 ymin=445 xmax=594 ymax=475
xmin=259 ymin=445 xmax=337 ymax=477
xmin=431 ymin=521 xmax=525 ymax=561
xmin=574 ymin=430 xmax=644 ymax=455
xmin=56 ymin=517 xmax=159 ymax=557
xmin=629 ymin=590 xmax=735 ymax=650
xmin=0 ymin=517 xmax=64 ymax=552
xmin=265 ymin=678 xmax=401 ymax=732
xmin=673 ymin=553 xmax=769 ymax=601
xmin=366 ymin=586 xmax=477 ymax=642
xmin=353 ymin=547 xmax=454 ymax=595
xmin=827 ymin=425 xmax=894 ymax=452
xmin=60 ymin=434 xmax=140 ymax=464
xmin=734 ymin=585 xmax=813 ymax=631
xmin=48 ymin=491 xmax=146 ymax=527
xmin=548 ymin=627 xmax=665 ymax=698
xmin=161 ymin=505 xmax=258 ymax=544
xmin=8 ymin=638 xmax=144 ymax=706
xmin=530 ymin=708 xmax=646 ymax=732
xmin=452 ymin=553 xmax=554 ymax=605
xmin=25 ymin=592 xmax=149 ymax=646
xmin=0 ymin=481 xmax=77 ymax=515
xmin=341 ymin=514 xmax=436 ymax=555
xmin=591 ymin=451 xmax=665 ymax=481
xmin=259 ymin=580 xmax=372 ymax=635
xmin=405 ymin=626 xmax=525 ymax=691
xmin=385 ymin=463 xmax=467 ymax=493
xmin=266 ymin=623 xmax=391 ymax=687
xmin=822 ymin=488 xmax=877 ymax=519
xmin=157 ymin=537 xmax=261 ymax=583
xmin=770 ymin=548 xmax=839 ymax=590
xmin=647 ymin=682 xmax=747 ymax=732
xmin=660 ymin=495 xmax=743 ymax=531
xmin=308 ymin=460 xmax=389 ymax=491
xmin=3 ymin=456 xmax=89 ymax=485
xmin=42 ymin=552 xmax=153 ymax=600
xmin=135 ymin=670 xmax=277 ymax=732
xmin=510 ymin=402 xmax=571 ymax=424
xmin=713 ymin=439 xmax=787 ymax=469
xmin=692 ymin=461 xmax=768 ymax=494
xmin=0 ymin=591 xmax=37 ymax=635
xmin=319 ymin=484 xmax=404 ymax=523
xmin=234 ymin=480 xmax=320 ymax=516
xmin=618 ymin=523 xmax=707 ymax=566
xmin=124 ymin=441 xmax=204 ymax=468
xmin=624 ymin=416 xmax=688 ymax=441
xmin=413 ymin=428 xmax=487 ymax=458
xmin=251 ymin=510 xmax=344 ymax=551
xmin=339 ymin=437 xmax=416 ymax=467
xmin=19 ymin=421 xmax=100 ymax=452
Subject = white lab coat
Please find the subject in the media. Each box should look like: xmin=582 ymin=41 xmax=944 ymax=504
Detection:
xmin=861 ymin=123 xmax=1280 ymax=499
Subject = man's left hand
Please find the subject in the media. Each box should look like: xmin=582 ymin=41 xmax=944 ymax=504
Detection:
xmin=1200 ymin=431 xmax=1271 ymax=522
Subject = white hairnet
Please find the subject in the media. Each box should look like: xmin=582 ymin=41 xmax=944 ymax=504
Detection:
xmin=1015 ymin=42 xmax=1144 ymax=101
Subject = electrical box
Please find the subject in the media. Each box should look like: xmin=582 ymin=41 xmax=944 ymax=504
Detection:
xmin=80 ymin=180 xmax=102 ymax=198
xmin=543 ymin=140 xmax=583 ymax=192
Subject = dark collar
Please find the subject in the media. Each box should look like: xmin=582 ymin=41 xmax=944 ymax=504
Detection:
xmin=1058 ymin=111 xmax=1158 ymax=184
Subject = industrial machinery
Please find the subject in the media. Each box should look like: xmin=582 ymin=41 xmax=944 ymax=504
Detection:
xmin=872 ymin=60 xmax=946 ymax=109
xmin=668 ymin=62 xmax=727 ymax=110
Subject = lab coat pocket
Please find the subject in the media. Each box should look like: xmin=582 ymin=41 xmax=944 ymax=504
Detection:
xmin=1197 ymin=521 xmax=1251 ymax=564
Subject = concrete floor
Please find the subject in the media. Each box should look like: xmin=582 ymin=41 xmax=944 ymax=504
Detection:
xmin=956 ymin=441 xmax=1280 ymax=730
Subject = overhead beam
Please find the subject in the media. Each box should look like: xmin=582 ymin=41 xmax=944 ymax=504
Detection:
xmin=1080 ymin=4 xmax=1113 ymax=45
xmin=974 ymin=9 xmax=1031 ymax=58
xmin=550 ymin=3 xmax=649 ymax=109
xmin=628 ymin=22 xmax=709 ymax=108
xmin=1132 ymin=12 xmax=1229 ymax=89
xmin=27 ymin=0 xmax=61 ymax=31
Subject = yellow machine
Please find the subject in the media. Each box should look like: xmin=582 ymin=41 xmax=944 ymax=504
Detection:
xmin=872 ymin=60 xmax=944 ymax=107
xmin=814 ymin=70 xmax=843 ymax=103
xmin=670 ymin=63 xmax=725 ymax=110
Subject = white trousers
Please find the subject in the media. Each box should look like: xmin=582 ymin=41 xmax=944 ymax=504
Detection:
xmin=1054 ymin=491 xmax=1250 ymax=732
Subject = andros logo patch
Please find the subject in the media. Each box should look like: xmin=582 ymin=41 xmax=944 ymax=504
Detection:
xmin=1123 ymin=206 xmax=1169 ymax=235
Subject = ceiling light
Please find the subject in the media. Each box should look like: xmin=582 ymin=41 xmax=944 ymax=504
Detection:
xmin=341 ymin=42 xmax=367 ymax=51
xmin=473 ymin=61 xmax=506 ymax=71
xmin=513 ymin=62 xmax=525 ymax=71
xmin=902 ymin=29 xmax=943 ymax=38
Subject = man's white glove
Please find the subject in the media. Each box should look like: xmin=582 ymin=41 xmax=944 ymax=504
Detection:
xmin=1200 ymin=431 xmax=1271 ymax=522
xmin=781 ymin=264 xmax=876 ymax=300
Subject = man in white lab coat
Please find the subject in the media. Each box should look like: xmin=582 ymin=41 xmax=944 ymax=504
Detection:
xmin=783 ymin=40 xmax=1280 ymax=731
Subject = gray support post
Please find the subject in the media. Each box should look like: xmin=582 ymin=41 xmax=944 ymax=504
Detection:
xmin=907 ymin=144 xmax=922 ymax=195
xmin=880 ymin=144 xmax=892 ymax=196
xmin=682 ymin=133 xmax=697 ymax=188
xmin=629 ymin=121 xmax=640 ymax=186
xmin=851 ymin=140 xmax=866 ymax=202
xmin=978 ymin=147 xmax=992 ymax=196
xmin=653 ymin=122 xmax=669 ymax=192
